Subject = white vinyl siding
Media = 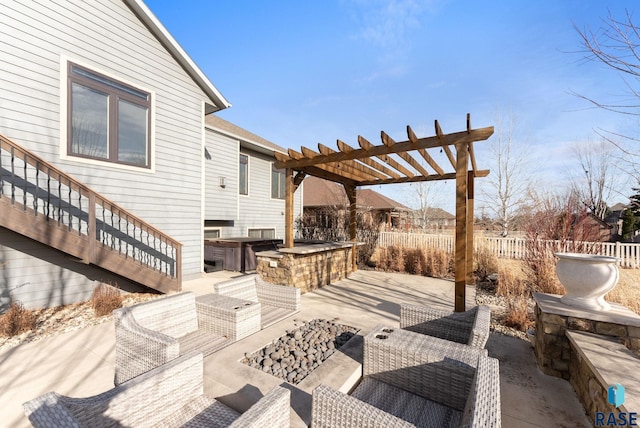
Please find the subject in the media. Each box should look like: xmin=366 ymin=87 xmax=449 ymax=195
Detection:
xmin=236 ymin=149 xmax=300 ymax=239
xmin=204 ymin=127 xmax=238 ymax=220
xmin=0 ymin=0 xmax=213 ymax=305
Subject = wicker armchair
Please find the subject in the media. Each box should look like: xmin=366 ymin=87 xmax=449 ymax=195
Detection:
xmin=400 ymin=304 xmax=491 ymax=348
xmin=312 ymin=326 xmax=501 ymax=428
xmin=213 ymin=274 xmax=300 ymax=328
xmin=24 ymin=352 xmax=291 ymax=428
xmin=113 ymin=292 xmax=235 ymax=385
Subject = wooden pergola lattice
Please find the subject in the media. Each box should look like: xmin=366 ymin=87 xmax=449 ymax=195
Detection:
xmin=274 ymin=114 xmax=493 ymax=311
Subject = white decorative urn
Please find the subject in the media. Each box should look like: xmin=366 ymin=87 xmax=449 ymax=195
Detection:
xmin=555 ymin=252 xmax=620 ymax=311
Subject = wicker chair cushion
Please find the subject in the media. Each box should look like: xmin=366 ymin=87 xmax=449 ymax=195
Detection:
xmin=352 ymin=378 xmax=462 ymax=428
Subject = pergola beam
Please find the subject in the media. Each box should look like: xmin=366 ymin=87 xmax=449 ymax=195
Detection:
xmin=274 ymin=126 xmax=494 ymax=169
xmin=337 ymin=140 xmax=401 ymax=179
xmin=355 ymin=169 xmax=489 ymax=186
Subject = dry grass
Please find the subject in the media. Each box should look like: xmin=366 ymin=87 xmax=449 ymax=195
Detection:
xmin=503 ymin=296 xmax=534 ymax=331
xmin=474 ymin=245 xmax=500 ymax=282
xmin=404 ymin=248 xmax=427 ymax=275
xmin=373 ymin=246 xmax=453 ymax=278
xmin=91 ymin=283 xmax=123 ymax=317
xmin=607 ymin=267 xmax=640 ymax=314
xmin=0 ymin=301 xmax=37 ymax=337
xmin=496 ymin=258 xmax=640 ymax=316
xmin=423 ymin=247 xmax=452 ymax=278
xmin=496 ymin=265 xmax=528 ymax=297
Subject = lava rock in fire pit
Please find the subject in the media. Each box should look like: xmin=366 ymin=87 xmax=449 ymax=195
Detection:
xmin=242 ymin=319 xmax=358 ymax=384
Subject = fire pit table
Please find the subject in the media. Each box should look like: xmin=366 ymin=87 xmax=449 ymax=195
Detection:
xmin=196 ymin=294 xmax=261 ymax=341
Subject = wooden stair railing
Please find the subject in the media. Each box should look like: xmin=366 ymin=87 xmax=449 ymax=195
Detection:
xmin=0 ymin=134 xmax=181 ymax=293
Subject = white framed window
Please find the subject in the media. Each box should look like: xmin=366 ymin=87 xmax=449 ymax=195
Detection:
xmin=271 ymin=163 xmax=286 ymax=199
xmin=67 ymin=62 xmax=151 ymax=168
xmin=248 ymin=228 xmax=275 ymax=239
xmin=239 ymin=154 xmax=248 ymax=195
xmin=204 ymin=227 xmax=221 ymax=240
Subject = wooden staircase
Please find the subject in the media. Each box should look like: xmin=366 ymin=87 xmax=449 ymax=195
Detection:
xmin=0 ymin=134 xmax=181 ymax=294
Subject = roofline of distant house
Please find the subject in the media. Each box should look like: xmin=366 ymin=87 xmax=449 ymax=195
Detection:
xmin=124 ymin=0 xmax=231 ymax=113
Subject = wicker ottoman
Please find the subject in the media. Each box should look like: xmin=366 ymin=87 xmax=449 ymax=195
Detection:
xmin=196 ymin=294 xmax=262 ymax=341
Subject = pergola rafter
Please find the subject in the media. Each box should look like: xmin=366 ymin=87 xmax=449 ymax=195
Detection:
xmin=277 ymin=114 xmax=493 ymax=311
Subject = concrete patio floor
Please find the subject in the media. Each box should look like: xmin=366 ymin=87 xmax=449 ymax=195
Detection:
xmin=0 ymin=270 xmax=592 ymax=427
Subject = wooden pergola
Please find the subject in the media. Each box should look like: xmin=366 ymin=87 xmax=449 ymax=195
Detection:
xmin=274 ymin=114 xmax=493 ymax=311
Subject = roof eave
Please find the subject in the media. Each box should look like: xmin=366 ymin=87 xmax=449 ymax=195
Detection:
xmin=124 ymin=0 xmax=231 ymax=112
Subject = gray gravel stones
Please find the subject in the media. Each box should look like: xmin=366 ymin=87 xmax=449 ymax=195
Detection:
xmin=242 ymin=318 xmax=358 ymax=384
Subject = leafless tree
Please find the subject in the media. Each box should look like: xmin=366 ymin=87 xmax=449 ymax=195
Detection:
xmin=569 ymin=138 xmax=617 ymax=220
xmin=574 ymin=10 xmax=640 ymax=118
xmin=405 ymin=181 xmax=446 ymax=231
xmin=480 ymin=108 xmax=532 ymax=237
xmin=573 ymin=9 xmax=640 ymax=174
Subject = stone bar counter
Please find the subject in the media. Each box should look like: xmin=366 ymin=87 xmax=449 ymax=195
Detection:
xmin=256 ymin=241 xmax=359 ymax=293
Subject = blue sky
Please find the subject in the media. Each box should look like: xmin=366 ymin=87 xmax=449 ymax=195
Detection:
xmin=146 ymin=0 xmax=637 ymax=212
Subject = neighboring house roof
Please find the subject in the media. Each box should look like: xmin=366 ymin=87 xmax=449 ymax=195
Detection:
xmin=604 ymin=203 xmax=628 ymax=225
xmin=205 ymin=115 xmax=287 ymax=155
xmin=416 ymin=207 xmax=455 ymax=220
xmin=124 ymin=0 xmax=230 ymax=113
xmin=302 ymin=177 xmax=410 ymax=211
xmin=610 ymin=202 xmax=628 ymax=212
xmin=357 ymin=189 xmax=412 ymax=211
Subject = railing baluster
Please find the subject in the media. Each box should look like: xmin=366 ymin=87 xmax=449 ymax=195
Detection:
xmin=153 ymin=234 xmax=158 ymax=271
xmin=70 ymin=179 xmax=74 ymax=230
xmin=146 ymin=229 xmax=150 ymax=266
xmin=125 ymin=215 xmax=129 ymax=258
xmin=22 ymin=154 xmax=27 ymax=210
xmin=110 ymin=206 xmax=115 ymax=250
xmin=10 ymin=147 xmax=15 ymax=204
xmin=78 ymin=187 xmax=82 ymax=235
xmin=102 ymin=204 xmax=107 ymax=245
xmin=34 ymin=162 xmax=39 ymax=215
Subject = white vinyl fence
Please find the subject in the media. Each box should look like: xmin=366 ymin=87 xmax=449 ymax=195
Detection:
xmin=378 ymin=231 xmax=640 ymax=268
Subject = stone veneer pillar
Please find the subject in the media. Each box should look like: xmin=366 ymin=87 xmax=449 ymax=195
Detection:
xmin=533 ymin=292 xmax=640 ymax=379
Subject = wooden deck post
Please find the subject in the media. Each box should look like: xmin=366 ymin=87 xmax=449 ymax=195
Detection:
xmin=466 ymin=170 xmax=475 ymax=285
xmin=345 ymin=183 xmax=357 ymax=272
xmin=455 ymin=142 xmax=469 ymax=312
xmin=285 ymin=168 xmax=294 ymax=248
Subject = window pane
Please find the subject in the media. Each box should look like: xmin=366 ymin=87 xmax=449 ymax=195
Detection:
xmin=262 ymin=229 xmax=275 ymax=239
xmin=72 ymin=65 xmax=148 ymax=100
xmin=204 ymin=229 xmax=220 ymax=239
xmin=279 ymin=171 xmax=286 ymax=198
xmin=248 ymin=229 xmax=260 ymax=238
xmin=271 ymin=169 xmax=279 ymax=198
xmin=239 ymin=155 xmax=248 ymax=195
xmin=71 ymin=83 xmax=108 ymax=159
xmin=118 ymin=100 xmax=148 ymax=166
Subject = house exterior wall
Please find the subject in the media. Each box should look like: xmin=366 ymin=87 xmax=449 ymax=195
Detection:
xmin=203 ymin=138 xmax=303 ymax=240
xmin=0 ymin=0 xmax=211 ymax=307
xmin=204 ymin=128 xmax=238 ymax=220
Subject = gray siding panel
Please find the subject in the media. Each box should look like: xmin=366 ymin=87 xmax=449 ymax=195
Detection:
xmin=0 ymin=228 xmax=146 ymax=310
xmin=0 ymin=0 xmax=212 ymax=305
xmin=204 ymin=128 xmax=238 ymax=220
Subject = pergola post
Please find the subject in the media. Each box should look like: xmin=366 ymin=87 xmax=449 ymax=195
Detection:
xmin=345 ymin=183 xmax=358 ymax=272
xmin=284 ymin=168 xmax=294 ymax=248
xmin=455 ymin=142 xmax=469 ymax=312
xmin=466 ymin=170 xmax=475 ymax=285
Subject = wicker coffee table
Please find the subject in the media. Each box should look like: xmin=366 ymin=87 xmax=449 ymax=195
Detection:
xmin=196 ymin=294 xmax=261 ymax=341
